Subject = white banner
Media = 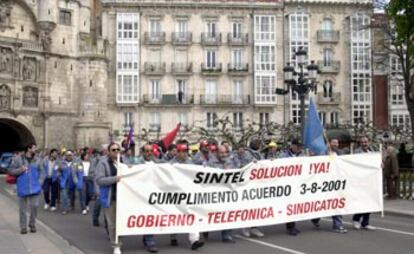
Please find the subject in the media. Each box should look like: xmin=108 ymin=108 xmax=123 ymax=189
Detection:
xmin=116 ymin=153 xmax=383 ymax=236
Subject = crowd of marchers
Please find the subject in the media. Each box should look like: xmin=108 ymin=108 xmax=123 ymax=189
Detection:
xmin=6 ymin=135 xmax=399 ymax=254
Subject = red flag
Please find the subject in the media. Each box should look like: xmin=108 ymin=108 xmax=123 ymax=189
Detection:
xmin=162 ymin=123 xmax=181 ymax=149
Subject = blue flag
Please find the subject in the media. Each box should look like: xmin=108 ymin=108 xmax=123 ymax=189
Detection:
xmin=303 ymin=98 xmax=327 ymax=155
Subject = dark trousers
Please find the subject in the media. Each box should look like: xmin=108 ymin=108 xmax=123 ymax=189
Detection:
xmin=82 ymin=179 xmax=95 ymax=207
xmin=286 ymin=222 xmax=296 ymax=229
xmin=92 ymin=198 xmax=101 ymax=224
xmin=42 ymin=178 xmax=59 ymax=207
xmin=386 ymin=176 xmax=398 ymax=198
xmin=353 ymin=213 xmax=370 ymax=227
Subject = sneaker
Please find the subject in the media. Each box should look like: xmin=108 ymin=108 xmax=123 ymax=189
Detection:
xmin=170 ymin=239 xmax=178 ymax=246
xmin=222 ymin=235 xmax=235 ymax=243
xmin=362 ymin=225 xmax=376 ymax=231
xmin=62 ymin=211 xmax=68 ymax=215
xmin=113 ymin=246 xmax=122 ymax=254
xmin=287 ymin=228 xmax=300 ymax=236
xmin=353 ymin=221 xmax=361 ymax=230
xmin=241 ymin=228 xmax=251 ymax=237
xmin=82 ymin=209 xmax=88 ymax=215
xmin=93 ymin=221 xmax=100 ymax=227
xmin=50 ymin=206 xmax=57 ymax=212
xmin=312 ymin=221 xmax=321 ymax=228
xmin=44 ymin=204 xmax=49 ymax=210
xmin=250 ymin=227 xmax=264 ymax=238
xmin=202 ymin=232 xmax=209 ymax=240
xmin=191 ymin=240 xmax=204 ymax=250
xmin=20 ymin=228 xmax=27 ymax=234
xmin=334 ymin=227 xmax=348 ymax=233
xmin=29 ymin=226 xmax=36 ymax=233
xmin=146 ymin=245 xmax=158 ymax=253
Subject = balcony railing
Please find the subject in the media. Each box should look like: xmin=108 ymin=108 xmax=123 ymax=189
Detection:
xmin=227 ymin=63 xmax=249 ymax=75
xmin=201 ymin=63 xmax=222 ymax=75
xmin=149 ymin=124 xmax=161 ymax=132
xmin=144 ymin=32 xmax=166 ymax=45
xmin=227 ymin=33 xmax=249 ymax=46
xmin=201 ymin=33 xmax=222 ymax=46
xmin=200 ymin=95 xmax=250 ymax=105
xmin=171 ymin=62 xmax=193 ymax=75
xmin=143 ymin=94 xmax=194 ymax=105
xmin=171 ymin=32 xmax=192 ymax=45
xmin=317 ymin=60 xmax=340 ymax=73
xmin=317 ymin=30 xmax=340 ymax=43
xmin=144 ymin=62 xmax=166 ymax=75
xmin=317 ymin=93 xmax=341 ymax=105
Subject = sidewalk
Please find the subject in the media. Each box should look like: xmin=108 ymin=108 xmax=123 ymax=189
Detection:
xmin=0 ymin=191 xmax=83 ymax=254
xmin=384 ymin=198 xmax=414 ymax=217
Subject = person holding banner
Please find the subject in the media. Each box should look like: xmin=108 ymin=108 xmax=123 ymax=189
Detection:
xmin=207 ymin=145 xmax=238 ymax=243
xmin=8 ymin=144 xmax=43 ymax=234
xmin=96 ymin=143 xmax=123 ymax=254
xmin=279 ymin=139 xmax=302 ymax=236
xmin=169 ymin=143 xmax=205 ymax=250
xmin=352 ymin=136 xmax=376 ymax=231
xmin=193 ymin=140 xmax=213 ymax=166
xmin=136 ymin=144 xmax=160 ymax=253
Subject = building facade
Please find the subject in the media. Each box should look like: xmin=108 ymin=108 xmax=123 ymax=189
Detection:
xmin=3 ymin=0 xmax=403 ymax=151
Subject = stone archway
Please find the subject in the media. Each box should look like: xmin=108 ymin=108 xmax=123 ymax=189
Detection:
xmin=0 ymin=118 xmax=36 ymax=152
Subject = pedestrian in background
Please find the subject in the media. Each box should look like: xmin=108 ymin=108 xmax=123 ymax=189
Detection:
xmin=42 ymin=148 xmax=59 ymax=212
xmin=383 ymin=145 xmax=399 ymax=199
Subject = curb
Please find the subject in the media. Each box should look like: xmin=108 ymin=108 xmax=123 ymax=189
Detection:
xmin=383 ymin=210 xmax=414 ymax=219
xmin=0 ymin=185 xmax=84 ymax=254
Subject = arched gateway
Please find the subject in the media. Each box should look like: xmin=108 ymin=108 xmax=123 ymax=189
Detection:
xmin=0 ymin=118 xmax=36 ymax=152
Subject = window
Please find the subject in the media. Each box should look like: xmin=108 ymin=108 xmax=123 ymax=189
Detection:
xmin=330 ymin=112 xmax=339 ymax=126
xmin=323 ymin=48 xmax=333 ymax=66
xmin=177 ymin=112 xmax=188 ymax=126
xmin=322 ymin=19 xmax=333 ymax=31
xmin=176 ymin=20 xmax=188 ymax=34
xmin=117 ymin=43 xmax=139 ymax=70
xmin=232 ymin=49 xmax=243 ymax=68
xmin=390 ymin=55 xmax=402 ymax=73
xmin=391 ymin=114 xmax=411 ymax=129
xmin=255 ymin=46 xmax=275 ymax=71
xmin=323 ymin=80 xmax=333 ymax=98
xmin=207 ymin=112 xmax=218 ymax=129
xmin=177 ymin=80 xmax=187 ymax=103
xmin=207 ymin=22 xmax=217 ymax=37
xmin=150 ymin=112 xmax=161 ymax=131
xmin=259 ymin=112 xmax=269 ymax=127
xmin=117 ymin=74 xmax=138 ymax=103
xmin=352 ymin=104 xmax=371 ymax=124
xmin=149 ymin=19 xmax=161 ymax=35
xmin=233 ymin=112 xmax=243 ymax=130
xmin=205 ymin=80 xmax=217 ymax=103
xmin=232 ymin=22 xmax=242 ymax=38
xmin=206 ymin=50 xmax=217 ymax=68
xmin=318 ymin=111 xmax=326 ymax=126
xmin=117 ymin=13 xmax=138 ymax=39
xmin=352 ymin=73 xmax=371 ymax=103
xmin=390 ymin=84 xmax=405 ymax=105
xmin=255 ymin=76 xmax=276 ymax=103
xmin=232 ymin=80 xmax=243 ymax=103
xmin=149 ymin=80 xmax=161 ymax=102
xmin=254 ymin=16 xmax=275 ymax=41
xmin=59 ymin=10 xmax=71 ymax=26
xmin=124 ymin=112 xmax=133 ymax=128
xmin=289 ymin=13 xmax=309 ymax=43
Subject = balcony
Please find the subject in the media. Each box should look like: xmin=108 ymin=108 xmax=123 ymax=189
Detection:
xmin=144 ymin=62 xmax=166 ymax=75
xmin=227 ymin=33 xmax=249 ymax=46
xmin=317 ymin=93 xmax=341 ymax=105
xmin=171 ymin=62 xmax=193 ymax=75
xmin=201 ymin=33 xmax=222 ymax=46
xmin=201 ymin=63 xmax=222 ymax=75
xmin=149 ymin=124 xmax=161 ymax=132
xmin=227 ymin=63 xmax=249 ymax=76
xmin=200 ymin=95 xmax=250 ymax=106
xmin=171 ymin=32 xmax=192 ymax=45
xmin=317 ymin=30 xmax=340 ymax=43
xmin=317 ymin=61 xmax=340 ymax=74
xmin=143 ymin=32 xmax=166 ymax=45
xmin=143 ymin=94 xmax=194 ymax=106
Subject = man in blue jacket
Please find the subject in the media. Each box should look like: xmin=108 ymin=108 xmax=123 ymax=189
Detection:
xmin=42 ymin=148 xmax=59 ymax=212
xmin=9 ymin=144 xmax=44 ymax=234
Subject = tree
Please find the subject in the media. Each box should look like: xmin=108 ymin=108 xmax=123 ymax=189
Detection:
xmin=376 ymin=0 xmax=414 ymax=143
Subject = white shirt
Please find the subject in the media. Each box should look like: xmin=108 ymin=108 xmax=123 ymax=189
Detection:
xmin=82 ymin=161 xmax=90 ymax=177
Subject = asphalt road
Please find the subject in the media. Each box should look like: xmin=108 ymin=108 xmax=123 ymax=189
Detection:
xmin=1 ymin=182 xmax=413 ymax=254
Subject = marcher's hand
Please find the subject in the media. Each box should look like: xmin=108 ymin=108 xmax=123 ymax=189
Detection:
xmin=21 ymin=165 xmax=28 ymax=172
xmin=116 ymin=176 xmax=121 ymax=182
xmin=253 ymin=159 xmax=258 ymax=163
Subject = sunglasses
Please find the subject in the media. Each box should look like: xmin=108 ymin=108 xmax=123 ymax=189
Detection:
xmin=111 ymin=148 xmax=120 ymax=152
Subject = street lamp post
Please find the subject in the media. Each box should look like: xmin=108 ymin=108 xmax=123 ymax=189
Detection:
xmin=277 ymin=47 xmax=319 ymax=143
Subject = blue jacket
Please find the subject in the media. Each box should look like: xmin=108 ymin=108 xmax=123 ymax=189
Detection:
xmin=9 ymin=155 xmax=43 ymax=197
xmin=59 ymin=161 xmax=84 ymax=190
